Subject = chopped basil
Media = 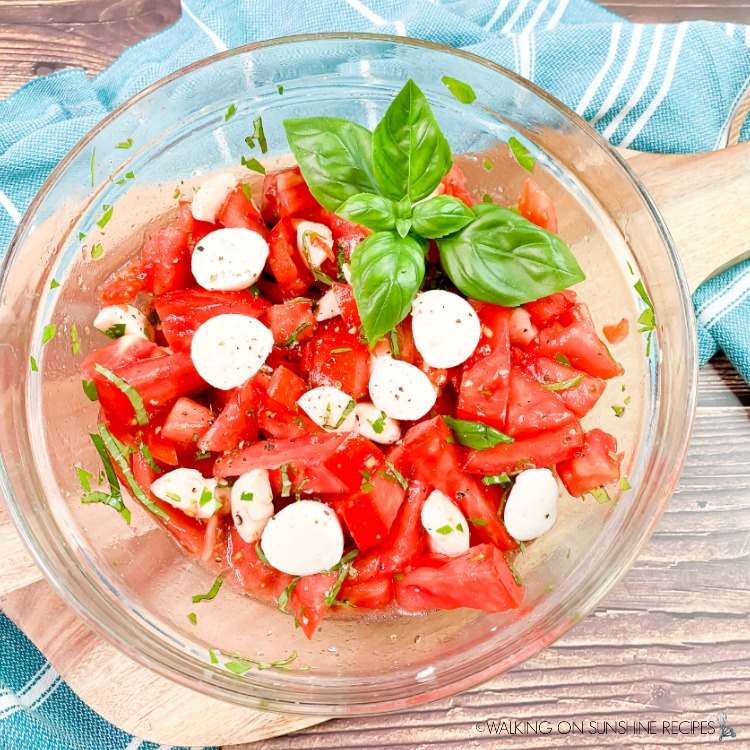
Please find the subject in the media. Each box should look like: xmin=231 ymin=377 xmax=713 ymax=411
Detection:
xmin=555 ymin=353 xmax=571 ymax=366
xmin=612 ymin=404 xmax=625 ymax=417
xmin=280 ymin=322 xmax=311 ymax=347
xmin=255 ymin=543 xmax=271 ymax=565
xmin=482 ymin=473 xmax=511 ymax=487
xmin=368 ymin=411 xmax=386 ymax=434
xmin=254 ymin=116 xmax=267 ymax=153
xmin=280 ymin=464 xmax=292 ymax=497
xmin=516 ymin=539 xmax=527 ymax=554
xmin=199 ymin=487 xmax=213 ymax=506
xmin=50 ymin=279 xmax=60 ymax=289
xmin=224 ymin=103 xmax=237 ymax=121
xmin=97 ymin=205 xmax=114 ymax=229
xmin=165 ymin=491 xmax=181 ymax=503
xmin=294 ymin=477 xmax=308 ymax=501
xmin=481 ymin=192 xmax=493 ymax=204
xmin=240 ymin=491 xmax=254 ymax=502
xmin=620 ymin=477 xmax=631 ymax=491
xmin=508 ymin=136 xmax=535 ymax=172
xmin=393 ymin=572 xmax=404 ymax=581
xmin=41 ymin=324 xmax=56 ymax=345
xmin=277 ymin=84 xmax=284 ymax=95
xmin=277 ymin=576 xmax=301 ymax=614
xmin=194 ymin=450 xmax=211 ymax=460
xmin=509 ymin=561 xmax=522 ymax=586
xmin=324 ymin=551 xmax=359 ymax=607
xmin=188 ymin=612 xmax=197 ymax=625
xmin=87 ymin=432 xmax=130 ymax=524
xmin=361 ymin=482 xmax=374 ymax=493
xmin=70 ymin=324 xmax=80 ymax=355
xmin=589 ymin=487 xmax=612 ymax=504
xmin=624 ymin=395 xmax=631 ymax=405
xmin=456 ymin=522 xmax=464 ymax=532
xmin=116 ymin=138 xmax=133 ymax=149
xmin=209 ymin=648 xmax=219 ymax=664
xmin=30 ymin=356 xmax=38 ymax=372
xmin=330 ymin=347 xmax=353 ymax=354
xmin=139 ymin=442 xmax=162 ymax=473
xmin=78 ymin=231 xmax=86 ymax=240
xmin=96 ymin=423 xmax=168 ymax=520
xmin=435 ymin=524 xmax=453 ymax=535
xmin=81 ymin=490 xmax=131 ymax=524
xmin=335 ymin=399 xmax=356 ymax=429
xmin=546 ymin=583 xmax=555 ymax=591
xmin=90 ymin=147 xmax=96 ymax=187
xmin=91 ymin=243 xmax=104 ymax=259
xmin=469 ymin=517 xmax=487 ymax=527
xmin=634 ymin=279 xmax=656 ymax=356
xmin=544 ymin=374 xmax=584 ymax=391
xmin=192 ymin=574 xmax=224 ymax=603
xmin=241 ymin=157 xmax=266 ymax=174
xmin=81 ymin=379 xmax=98 ymax=401
xmin=566 ymin=548 xmax=571 ymax=559
xmin=389 ymin=328 xmax=400 ymax=358
xmin=223 ymin=650 xmax=302 ymax=673
xmin=441 ymin=75 xmax=476 ymax=104
xmin=102 ymin=323 xmax=126 ymax=339
xmin=383 ymin=460 xmax=408 ymax=490
xmin=76 ymin=466 xmax=94 ymax=492
xmin=482 ymin=157 xmax=493 ymax=172
xmin=470 ymin=553 xmax=486 ymax=563
xmin=173 ymin=188 xmax=181 ymax=200
xmin=442 ymin=415 xmax=513 ymax=450
xmin=94 ymin=363 xmax=149 ymax=425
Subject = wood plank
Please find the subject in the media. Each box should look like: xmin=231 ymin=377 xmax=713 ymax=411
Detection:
xmin=604 ymin=2 xmax=750 ymax=23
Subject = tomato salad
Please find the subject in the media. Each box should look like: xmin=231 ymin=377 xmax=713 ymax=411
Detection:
xmin=80 ymin=80 xmax=624 ymax=639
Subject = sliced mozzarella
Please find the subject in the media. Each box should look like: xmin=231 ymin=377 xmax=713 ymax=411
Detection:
xmin=191 ymin=228 xmax=268 ymax=291
xmin=368 ymin=358 xmax=436 ymax=421
xmin=151 ymin=468 xmax=220 ymax=519
xmin=421 ymin=489 xmax=470 ymax=557
xmin=352 ymin=402 xmax=400 ymax=445
xmin=341 ymin=262 xmax=352 ymax=284
xmin=297 ymin=386 xmax=356 ymax=432
xmin=297 ymin=221 xmax=333 ymax=269
xmin=503 ymin=468 xmax=558 ymax=541
xmin=315 ymin=288 xmax=341 ymax=322
xmin=260 ymin=500 xmax=344 ymax=576
xmin=190 ymin=172 xmax=237 ymax=222
xmin=191 ymin=313 xmax=273 ymax=390
xmin=509 ymin=306 xmax=538 ymax=347
xmin=230 ymin=469 xmax=274 ymax=544
xmin=411 ymin=290 xmax=481 ymax=368
xmin=94 ymin=304 xmax=153 ymax=340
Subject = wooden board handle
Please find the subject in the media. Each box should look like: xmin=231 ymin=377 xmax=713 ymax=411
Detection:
xmin=619 ymin=141 xmax=750 ymax=292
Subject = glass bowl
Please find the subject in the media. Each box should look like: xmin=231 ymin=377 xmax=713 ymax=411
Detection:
xmin=0 ymin=34 xmax=697 ymax=714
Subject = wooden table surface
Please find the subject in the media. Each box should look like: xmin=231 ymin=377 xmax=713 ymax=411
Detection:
xmin=1 ymin=2 xmax=749 ymax=749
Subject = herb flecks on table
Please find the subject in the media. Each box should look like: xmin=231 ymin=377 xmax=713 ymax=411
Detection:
xmin=284 ymin=79 xmax=585 ymax=345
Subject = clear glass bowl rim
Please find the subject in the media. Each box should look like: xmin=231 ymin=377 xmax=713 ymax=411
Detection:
xmin=0 ymin=32 xmax=698 ymax=715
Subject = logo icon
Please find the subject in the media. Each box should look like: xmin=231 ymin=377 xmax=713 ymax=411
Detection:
xmin=718 ymin=713 xmax=736 ymax=741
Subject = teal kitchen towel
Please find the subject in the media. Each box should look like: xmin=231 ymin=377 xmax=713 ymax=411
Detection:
xmin=2 ymin=1 xmax=750 ymax=749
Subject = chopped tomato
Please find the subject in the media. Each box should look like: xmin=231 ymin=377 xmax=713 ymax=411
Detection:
xmin=256 ymin=390 xmax=320 ymax=440
xmin=457 ymin=303 xmax=511 ymax=430
xmin=602 ymin=318 xmax=630 ymax=345
xmin=518 ymin=177 xmax=558 ymax=233
xmin=308 ymin=320 xmax=371 ymax=400
xmin=463 ymin=420 xmax=583 ymax=475
xmin=512 ymin=348 xmax=605 ymax=417
xmin=524 ymin=290 xmax=578 ymax=328
xmin=154 ymin=288 xmax=270 ymax=352
xmin=198 ymin=377 xmax=258 ymax=453
xmin=508 ymin=306 xmax=537 ymax=347
xmin=328 ymin=214 xmax=369 ymax=262
xmin=98 ymin=262 xmax=148 ymax=305
xmin=557 ymin=428 xmax=622 ymax=497
xmin=267 ymin=298 xmax=315 ymax=345
xmin=342 ymin=463 xmax=406 ymax=551
xmin=82 ymin=334 xmax=164 ymax=380
xmin=395 ymin=544 xmax=523 ymax=613
xmin=339 ymin=576 xmax=393 ymax=609
xmin=217 ymin=184 xmax=268 ymax=238
xmin=141 ymin=227 xmax=190 ymax=296
xmin=266 ymin=365 xmax=307 ymax=409
xmin=399 ymin=417 xmax=516 ymax=550
xmin=266 ymin=217 xmax=314 ymax=298
xmin=161 ymin=397 xmax=214 ymax=444
xmin=261 ymin=167 xmax=320 ymax=222
xmin=504 ymin=365 xmax=576 ymax=438
xmin=288 ymin=571 xmax=337 ymax=639
xmin=354 ymin=480 xmax=429 ymax=581
xmin=141 ymin=418 xmax=179 ymax=466
xmin=528 ymin=303 xmax=624 ymax=380
xmin=229 ymin=527 xmax=278 ymax=595
xmin=175 ymin=202 xmax=219 ymax=246
xmin=331 ymin=282 xmax=361 ymax=328
xmin=94 ymin=352 xmax=206 ymax=429
xmin=441 ymin=164 xmax=473 ymax=207
xmin=131 ymin=451 xmax=210 ymax=557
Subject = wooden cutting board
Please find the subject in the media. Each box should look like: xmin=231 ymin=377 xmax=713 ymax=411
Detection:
xmin=2 ymin=141 xmax=750 ymax=747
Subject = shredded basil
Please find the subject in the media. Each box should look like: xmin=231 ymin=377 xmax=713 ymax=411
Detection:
xmin=441 ymin=75 xmax=476 ymax=104
xmin=442 ymin=415 xmax=513 ymax=450
xmin=508 ymin=137 xmax=535 ymax=172
xmin=97 ymin=205 xmax=114 ymax=229
xmin=224 ymin=103 xmax=237 ymax=121
xmin=116 ymin=138 xmax=133 ymax=149
xmin=543 ymin=374 xmax=584 ymax=391
xmin=81 ymin=379 xmax=98 ymax=401
xmin=192 ymin=574 xmax=224 ymax=603
xmin=383 ymin=460 xmax=408 ymax=490
xmin=41 ymin=324 xmax=56 ymax=345
xmin=94 ymin=363 xmax=149 ymax=425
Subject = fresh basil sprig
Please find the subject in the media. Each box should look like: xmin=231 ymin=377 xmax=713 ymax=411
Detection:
xmin=283 ymin=79 xmax=585 ymax=345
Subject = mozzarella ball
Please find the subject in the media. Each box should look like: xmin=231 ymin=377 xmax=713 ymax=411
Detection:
xmin=352 ymin=402 xmax=401 ymax=444
xmin=151 ymin=468 xmax=220 ymax=519
xmin=190 ymin=172 xmax=237 ymax=222
xmin=503 ymin=468 xmax=558 ymax=541
xmin=421 ymin=489 xmax=470 ymax=556
xmin=94 ymin=304 xmax=153 ymax=340
xmin=230 ymin=469 xmax=275 ymax=544
xmin=368 ymin=358 xmax=436 ymax=421
xmin=191 ymin=228 xmax=268 ymax=291
xmin=297 ymin=386 xmax=356 ymax=432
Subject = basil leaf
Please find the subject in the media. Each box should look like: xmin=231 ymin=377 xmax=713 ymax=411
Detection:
xmin=411 ymin=195 xmax=474 ymax=239
xmin=442 ymin=416 xmax=513 ymax=450
xmin=394 ymin=196 xmax=412 ymax=239
xmin=373 ymin=79 xmax=452 ymax=202
xmin=441 ymin=76 xmax=476 ymax=104
xmin=437 ymin=203 xmax=585 ymax=306
xmin=351 ymin=231 xmax=425 ymax=344
xmin=508 ymin=136 xmax=534 ymax=172
xmin=337 ymin=193 xmax=396 ymax=232
xmin=284 ymin=117 xmax=378 ymax=211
